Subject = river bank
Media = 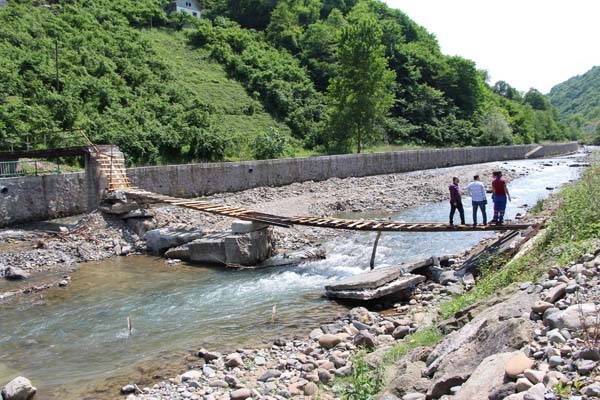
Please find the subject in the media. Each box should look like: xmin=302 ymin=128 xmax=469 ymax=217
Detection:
xmin=0 ymin=149 xmax=592 ymax=398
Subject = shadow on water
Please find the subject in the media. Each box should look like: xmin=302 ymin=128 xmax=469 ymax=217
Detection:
xmin=0 ymin=154 xmax=584 ymax=399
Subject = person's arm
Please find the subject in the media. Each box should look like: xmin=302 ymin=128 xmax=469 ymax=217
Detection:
xmin=505 ymin=183 xmax=511 ymax=202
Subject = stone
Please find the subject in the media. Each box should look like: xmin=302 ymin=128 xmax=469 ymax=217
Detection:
xmin=254 ymin=356 xmax=266 ymax=366
xmin=582 ymin=382 xmax=600 ymax=397
xmin=225 ymin=353 xmax=243 ymax=368
xmin=318 ymin=334 xmax=341 ymax=349
xmin=198 ymin=349 xmax=221 ymax=361
xmin=392 ymin=326 xmax=410 ymax=340
xmin=188 ymin=236 xmax=226 ymax=264
xmin=121 ymin=384 xmax=136 ymax=394
xmin=349 ymin=307 xmax=375 ymax=323
xmin=3 ymin=266 xmax=29 ymax=280
xmin=1 ymin=376 xmax=37 ymax=400
xmin=488 ymin=382 xmax=517 ymax=400
xmin=258 ymin=370 xmax=281 ymax=382
xmin=309 ymin=329 xmax=324 ymax=340
xmin=354 ymin=331 xmax=377 ymax=349
xmin=505 ymin=353 xmax=535 ymax=378
xmin=523 ymin=383 xmax=545 ymax=400
xmin=230 ymin=388 xmax=253 ymax=400
xmin=574 ymin=359 xmax=596 ymax=374
xmin=544 ymin=283 xmax=566 ymax=303
xmin=573 ymin=348 xmax=600 ymax=361
xmin=402 ymin=394 xmax=426 ymax=400
xmin=145 ymin=228 xmax=203 ymax=254
xmin=548 ymin=356 xmax=563 ymax=367
xmin=454 ymin=352 xmax=518 ymax=400
xmin=515 ymin=378 xmax=533 ymax=392
xmin=317 ymin=368 xmax=331 ymax=384
xmin=209 ymin=380 xmax=228 ymax=388
xmin=545 ymin=303 xmax=599 ymax=330
xmin=181 ymin=370 xmax=203 ymax=382
xmin=531 ymin=301 xmax=554 ymax=314
xmin=523 ymin=369 xmax=545 ymax=385
xmin=303 ymin=382 xmax=318 ymax=396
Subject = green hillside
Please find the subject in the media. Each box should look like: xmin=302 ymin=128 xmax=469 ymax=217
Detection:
xmin=0 ymin=0 xmax=578 ymax=164
xmin=548 ymin=66 xmax=600 ymax=142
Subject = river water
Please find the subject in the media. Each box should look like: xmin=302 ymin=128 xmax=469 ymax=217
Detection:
xmin=0 ymin=154 xmax=584 ymax=399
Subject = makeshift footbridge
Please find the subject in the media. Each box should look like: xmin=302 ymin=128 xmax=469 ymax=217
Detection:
xmin=100 ymin=153 xmax=533 ymax=233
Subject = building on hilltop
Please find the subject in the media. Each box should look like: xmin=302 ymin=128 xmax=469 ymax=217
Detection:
xmin=167 ymin=0 xmax=201 ymax=18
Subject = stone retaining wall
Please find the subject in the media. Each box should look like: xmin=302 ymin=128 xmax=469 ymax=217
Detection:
xmin=127 ymin=143 xmax=578 ymax=197
xmin=0 ymin=143 xmax=579 ymax=227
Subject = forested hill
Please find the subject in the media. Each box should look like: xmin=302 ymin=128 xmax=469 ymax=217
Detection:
xmin=548 ymin=66 xmax=600 ymax=141
xmin=0 ymin=0 xmax=578 ymax=165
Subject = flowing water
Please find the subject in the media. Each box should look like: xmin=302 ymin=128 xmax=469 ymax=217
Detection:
xmin=0 ymin=154 xmax=584 ymax=399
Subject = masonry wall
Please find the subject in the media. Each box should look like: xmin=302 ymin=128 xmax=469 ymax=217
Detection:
xmin=0 ymin=143 xmax=579 ymax=227
xmin=127 ymin=143 xmax=579 ymax=197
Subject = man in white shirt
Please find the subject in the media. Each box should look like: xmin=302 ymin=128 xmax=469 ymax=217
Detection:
xmin=467 ymin=175 xmax=487 ymax=226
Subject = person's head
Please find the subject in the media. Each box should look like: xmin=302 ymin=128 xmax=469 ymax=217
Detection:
xmin=452 ymin=176 xmax=459 ymax=184
xmin=473 ymin=175 xmax=480 ymax=181
xmin=493 ymin=171 xmax=502 ymax=178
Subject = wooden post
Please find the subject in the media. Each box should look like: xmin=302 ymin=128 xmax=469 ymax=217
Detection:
xmin=369 ymin=231 xmax=382 ymax=270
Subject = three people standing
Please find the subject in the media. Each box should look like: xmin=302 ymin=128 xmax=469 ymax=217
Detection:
xmin=448 ymin=171 xmax=510 ymax=226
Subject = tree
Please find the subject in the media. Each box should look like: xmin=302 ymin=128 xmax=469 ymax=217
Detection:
xmin=325 ymin=16 xmax=395 ymax=153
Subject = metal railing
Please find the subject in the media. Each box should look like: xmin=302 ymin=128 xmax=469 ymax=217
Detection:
xmin=0 ymin=160 xmax=65 ymax=178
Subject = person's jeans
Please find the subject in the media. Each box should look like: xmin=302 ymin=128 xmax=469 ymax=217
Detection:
xmin=472 ymin=200 xmax=487 ymax=225
xmin=492 ymin=194 xmax=507 ymax=222
xmin=449 ymin=201 xmax=465 ymax=225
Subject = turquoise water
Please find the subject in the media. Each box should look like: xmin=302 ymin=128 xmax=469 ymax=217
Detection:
xmin=0 ymin=154 xmax=583 ymax=399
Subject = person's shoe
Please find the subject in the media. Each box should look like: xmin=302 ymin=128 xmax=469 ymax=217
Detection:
xmin=496 ymin=221 xmax=504 ymax=226
xmin=472 ymin=223 xmax=477 ymax=227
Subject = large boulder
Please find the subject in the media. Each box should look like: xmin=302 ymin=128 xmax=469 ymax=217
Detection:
xmin=144 ymin=227 xmax=203 ymax=254
xmin=425 ymin=291 xmax=535 ymax=398
xmin=1 ymin=376 xmax=37 ymax=400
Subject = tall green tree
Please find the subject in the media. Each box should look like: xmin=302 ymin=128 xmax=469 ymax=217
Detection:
xmin=325 ymin=16 xmax=395 ymax=153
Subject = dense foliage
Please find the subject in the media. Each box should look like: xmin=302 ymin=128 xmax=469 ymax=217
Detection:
xmin=548 ymin=66 xmax=600 ymax=144
xmin=0 ymin=0 xmax=580 ymax=164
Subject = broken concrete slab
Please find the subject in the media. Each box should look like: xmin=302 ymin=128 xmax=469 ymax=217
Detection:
xmin=325 ymin=273 xmax=425 ymax=301
xmin=224 ymin=229 xmax=273 ymax=265
xmin=188 ymin=233 xmax=229 ymax=264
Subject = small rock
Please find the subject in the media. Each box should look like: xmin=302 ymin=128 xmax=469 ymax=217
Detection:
xmin=1 ymin=376 xmax=37 ymax=400
xmin=121 ymin=384 xmax=137 ymax=394
xmin=516 ymin=377 xmax=533 ymax=392
xmin=225 ymin=353 xmax=243 ymax=368
xmin=583 ymin=382 xmax=600 ymax=397
xmin=318 ymin=334 xmax=341 ymax=349
xmin=353 ymin=331 xmax=377 ymax=349
xmin=303 ymin=382 xmax=318 ymax=396
xmin=230 ymin=388 xmax=253 ymax=400
xmin=505 ymin=353 xmax=535 ymax=379
xmin=524 ymin=369 xmax=545 ymax=385
xmin=392 ymin=325 xmax=410 ymax=340
xmin=258 ymin=370 xmax=282 ymax=382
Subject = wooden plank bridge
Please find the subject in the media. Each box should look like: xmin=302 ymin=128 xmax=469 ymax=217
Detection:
xmin=99 ymin=150 xmax=533 ymax=233
xmin=122 ymin=188 xmax=532 ymax=232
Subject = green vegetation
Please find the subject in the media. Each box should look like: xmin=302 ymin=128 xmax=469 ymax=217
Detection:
xmin=0 ymin=0 xmax=582 ymax=165
xmin=548 ymin=66 xmax=600 ymax=144
xmin=440 ymin=162 xmax=600 ymax=319
xmin=383 ymin=326 xmax=442 ymax=364
xmin=337 ymin=349 xmax=384 ymax=400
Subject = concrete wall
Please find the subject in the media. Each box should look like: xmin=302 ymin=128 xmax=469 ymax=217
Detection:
xmin=127 ymin=143 xmax=579 ymax=197
xmin=0 ymin=142 xmax=578 ymax=227
xmin=0 ymin=172 xmax=88 ymax=227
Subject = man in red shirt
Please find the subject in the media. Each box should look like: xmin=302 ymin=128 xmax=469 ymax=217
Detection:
xmin=491 ymin=171 xmax=511 ymax=225
xmin=448 ymin=176 xmax=465 ymax=226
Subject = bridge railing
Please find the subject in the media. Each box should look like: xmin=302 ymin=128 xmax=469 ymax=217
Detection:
xmin=0 ymin=159 xmax=74 ymax=178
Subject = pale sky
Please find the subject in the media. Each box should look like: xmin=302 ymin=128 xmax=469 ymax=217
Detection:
xmin=383 ymin=0 xmax=600 ymax=94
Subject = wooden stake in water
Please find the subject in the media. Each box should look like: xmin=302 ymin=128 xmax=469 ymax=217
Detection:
xmin=370 ymin=231 xmax=382 ymax=270
xmin=127 ymin=316 xmax=132 ymax=335
xmin=271 ymin=305 xmax=277 ymax=322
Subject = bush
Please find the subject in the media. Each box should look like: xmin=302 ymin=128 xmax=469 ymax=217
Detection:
xmin=251 ymin=127 xmax=289 ymax=160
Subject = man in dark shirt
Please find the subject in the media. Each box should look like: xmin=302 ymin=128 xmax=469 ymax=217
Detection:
xmin=449 ymin=176 xmax=465 ymax=226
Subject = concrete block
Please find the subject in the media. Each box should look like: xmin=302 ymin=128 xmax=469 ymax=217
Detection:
xmin=188 ymin=235 xmax=227 ymax=264
xmin=144 ymin=227 xmax=204 ymax=254
xmin=231 ymin=219 xmax=269 ymax=233
xmin=224 ymin=229 xmax=273 ymax=266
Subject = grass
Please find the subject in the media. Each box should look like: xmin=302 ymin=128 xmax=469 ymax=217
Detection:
xmin=382 ymin=326 xmax=443 ymax=364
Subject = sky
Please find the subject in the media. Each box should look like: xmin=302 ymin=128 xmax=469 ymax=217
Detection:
xmin=383 ymin=0 xmax=600 ymax=94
